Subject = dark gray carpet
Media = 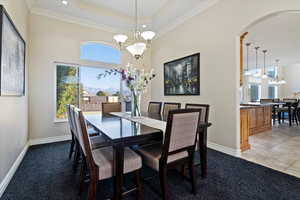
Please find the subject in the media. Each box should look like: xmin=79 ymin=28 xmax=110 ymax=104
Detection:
xmin=1 ymin=142 xmax=300 ymax=200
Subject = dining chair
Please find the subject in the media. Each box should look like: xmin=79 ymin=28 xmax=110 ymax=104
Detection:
xmin=137 ymin=109 xmax=202 ymax=200
xmin=185 ymin=104 xmax=210 ymax=169
xmin=162 ymin=102 xmax=181 ymax=121
xmin=260 ymin=99 xmax=273 ymax=103
xmin=148 ymin=101 xmax=162 ymax=114
xmin=66 ymin=104 xmax=76 ymax=159
xmin=102 ymin=102 xmax=122 ymax=114
xmin=73 ymin=107 xmax=143 ymax=200
xmin=70 ymin=105 xmax=106 ymax=172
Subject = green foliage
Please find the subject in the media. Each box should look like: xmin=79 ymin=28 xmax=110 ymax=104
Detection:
xmin=56 ymin=66 xmax=78 ymax=119
xmin=112 ymin=91 xmax=120 ymax=97
xmin=96 ymin=90 xmax=108 ymax=96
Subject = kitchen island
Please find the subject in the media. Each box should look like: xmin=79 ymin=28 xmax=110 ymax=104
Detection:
xmin=240 ymin=104 xmax=273 ymax=152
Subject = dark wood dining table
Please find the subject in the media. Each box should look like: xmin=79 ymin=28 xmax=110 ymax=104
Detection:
xmin=85 ymin=112 xmax=211 ymax=200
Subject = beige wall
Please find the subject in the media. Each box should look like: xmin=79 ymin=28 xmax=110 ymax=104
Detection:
xmin=151 ymin=0 xmax=300 ymax=151
xmin=28 ymin=14 xmax=151 ymax=140
xmin=0 ymin=0 xmax=29 ymax=186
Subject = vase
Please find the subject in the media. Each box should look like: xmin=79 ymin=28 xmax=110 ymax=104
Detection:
xmin=131 ymin=90 xmax=141 ymax=117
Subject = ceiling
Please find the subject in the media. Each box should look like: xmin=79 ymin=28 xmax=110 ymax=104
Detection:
xmin=82 ymin=0 xmax=169 ymax=18
xmin=26 ymin=0 xmax=219 ymax=34
xmin=245 ymin=12 xmax=300 ymax=68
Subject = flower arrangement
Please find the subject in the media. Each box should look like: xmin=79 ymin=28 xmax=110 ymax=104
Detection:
xmin=98 ymin=64 xmax=155 ymax=117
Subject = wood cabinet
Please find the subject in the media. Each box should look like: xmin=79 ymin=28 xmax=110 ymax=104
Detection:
xmin=248 ymin=106 xmax=272 ymax=136
xmin=240 ymin=105 xmax=272 ymax=152
xmin=240 ymin=109 xmax=251 ymax=151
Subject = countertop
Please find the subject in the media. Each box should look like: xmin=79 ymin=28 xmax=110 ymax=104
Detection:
xmin=240 ymin=102 xmax=275 ymax=109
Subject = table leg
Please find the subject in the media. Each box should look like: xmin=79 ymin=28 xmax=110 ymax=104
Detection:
xmin=288 ymin=106 xmax=292 ymax=126
xmin=198 ymin=128 xmax=207 ymax=178
xmin=114 ymin=144 xmax=124 ymax=200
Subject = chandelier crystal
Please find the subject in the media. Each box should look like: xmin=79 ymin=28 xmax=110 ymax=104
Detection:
xmin=113 ymin=0 xmax=155 ymax=59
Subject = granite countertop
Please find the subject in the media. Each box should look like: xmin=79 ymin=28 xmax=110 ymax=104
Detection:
xmin=240 ymin=102 xmax=275 ymax=109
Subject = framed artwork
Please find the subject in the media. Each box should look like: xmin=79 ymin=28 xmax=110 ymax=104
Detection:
xmin=164 ymin=53 xmax=200 ymax=96
xmin=0 ymin=5 xmax=26 ymax=96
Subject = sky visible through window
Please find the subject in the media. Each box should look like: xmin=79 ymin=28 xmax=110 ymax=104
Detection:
xmin=80 ymin=43 xmax=122 ymax=96
xmin=80 ymin=43 xmax=121 ymax=64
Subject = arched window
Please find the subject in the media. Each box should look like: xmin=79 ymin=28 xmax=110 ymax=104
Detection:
xmin=80 ymin=42 xmax=121 ymax=64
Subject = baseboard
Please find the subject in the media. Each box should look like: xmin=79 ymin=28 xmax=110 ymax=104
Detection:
xmin=208 ymin=142 xmax=241 ymax=157
xmin=0 ymin=143 xmax=29 ymax=198
xmin=29 ymin=135 xmax=71 ymax=146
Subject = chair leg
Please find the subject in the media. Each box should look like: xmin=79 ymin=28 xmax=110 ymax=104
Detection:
xmin=159 ymin=166 xmax=169 ymax=200
xmin=79 ymin=158 xmax=87 ymax=196
xmin=135 ymin=170 xmax=144 ymax=200
xmin=87 ymin=180 xmax=97 ymax=200
xmin=73 ymin=141 xmax=81 ymax=172
xmin=69 ymin=133 xmax=75 ymax=159
xmin=188 ymin=151 xmax=196 ymax=195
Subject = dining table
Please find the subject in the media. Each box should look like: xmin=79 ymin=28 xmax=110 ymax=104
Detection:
xmin=85 ymin=112 xmax=212 ymax=200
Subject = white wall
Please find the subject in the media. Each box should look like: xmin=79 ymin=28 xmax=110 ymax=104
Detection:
xmin=28 ymin=14 xmax=151 ymax=140
xmin=151 ymin=0 xmax=300 ymax=151
xmin=282 ymin=63 xmax=300 ymax=97
xmin=0 ymin=0 xmax=29 ymax=186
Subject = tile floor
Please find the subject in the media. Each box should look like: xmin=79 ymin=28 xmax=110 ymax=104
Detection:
xmin=241 ymin=124 xmax=300 ymax=178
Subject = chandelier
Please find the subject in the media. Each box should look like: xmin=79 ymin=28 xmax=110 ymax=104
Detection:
xmin=113 ymin=0 xmax=156 ymax=60
xmin=269 ymin=59 xmax=286 ymax=85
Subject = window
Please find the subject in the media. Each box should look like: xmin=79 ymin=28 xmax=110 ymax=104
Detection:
xmin=267 ymin=68 xmax=277 ymax=78
xmin=56 ymin=65 xmax=121 ymax=119
xmin=55 ymin=42 xmax=123 ymax=120
xmin=249 ymin=84 xmax=261 ymax=102
xmin=268 ymin=86 xmax=278 ymax=99
xmin=80 ymin=42 xmax=121 ymax=64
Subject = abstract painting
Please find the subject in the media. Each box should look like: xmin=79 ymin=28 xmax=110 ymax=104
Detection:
xmin=0 ymin=5 xmax=25 ymax=96
xmin=164 ymin=53 xmax=200 ymax=96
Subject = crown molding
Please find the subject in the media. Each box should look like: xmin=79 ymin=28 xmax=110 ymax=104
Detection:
xmin=156 ymin=0 xmax=220 ymax=38
xmin=28 ymin=0 xmax=219 ymax=38
xmin=30 ymin=7 xmax=125 ymax=34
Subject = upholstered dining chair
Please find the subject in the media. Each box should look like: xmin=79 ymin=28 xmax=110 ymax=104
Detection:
xmin=260 ymin=99 xmax=273 ymax=103
xmin=137 ymin=109 xmax=202 ymax=200
xmin=185 ymin=104 xmax=210 ymax=177
xmin=148 ymin=101 xmax=162 ymax=114
xmin=69 ymin=105 xmax=107 ymax=171
xmin=162 ymin=102 xmax=181 ymax=121
xmin=102 ymin=102 xmax=122 ymax=114
xmin=73 ymin=107 xmax=143 ymax=200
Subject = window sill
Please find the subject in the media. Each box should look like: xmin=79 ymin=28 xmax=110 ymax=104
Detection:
xmin=54 ymin=119 xmax=68 ymax=124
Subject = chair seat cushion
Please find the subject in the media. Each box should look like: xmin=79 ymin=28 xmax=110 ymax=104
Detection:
xmin=137 ymin=144 xmax=188 ymax=171
xmin=92 ymin=147 xmax=142 ymax=180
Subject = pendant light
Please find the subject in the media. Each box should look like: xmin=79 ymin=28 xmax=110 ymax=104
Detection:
xmin=244 ymin=43 xmax=252 ymax=76
xmin=261 ymin=50 xmax=268 ymax=79
xmin=253 ymin=46 xmax=261 ymax=77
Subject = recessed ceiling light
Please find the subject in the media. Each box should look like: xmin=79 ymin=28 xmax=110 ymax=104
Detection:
xmin=62 ymin=0 xmax=68 ymax=5
xmin=142 ymin=24 xmax=147 ymax=28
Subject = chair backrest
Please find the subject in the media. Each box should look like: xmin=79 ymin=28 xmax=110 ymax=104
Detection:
xmin=185 ymin=104 xmax=210 ymax=123
xmin=66 ymin=104 xmax=74 ymax=133
xmin=148 ymin=102 xmax=162 ymax=114
xmin=283 ymin=98 xmax=298 ymax=103
xmin=273 ymin=98 xmax=280 ymax=103
xmin=162 ymin=102 xmax=181 ymax=121
xmin=73 ymin=106 xmax=96 ymax=170
xmin=161 ymin=109 xmax=201 ymax=163
xmin=260 ymin=99 xmax=273 ymax=103
xmin=102 ymin=102 xmax=122 ymax=114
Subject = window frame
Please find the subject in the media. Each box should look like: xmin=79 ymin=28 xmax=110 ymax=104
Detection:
xmin=53 ymin=61 xmax=122 ymax=123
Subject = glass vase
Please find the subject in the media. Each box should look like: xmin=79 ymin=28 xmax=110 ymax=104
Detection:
xmin=131 ymin=90 xmax=141 ymax=118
